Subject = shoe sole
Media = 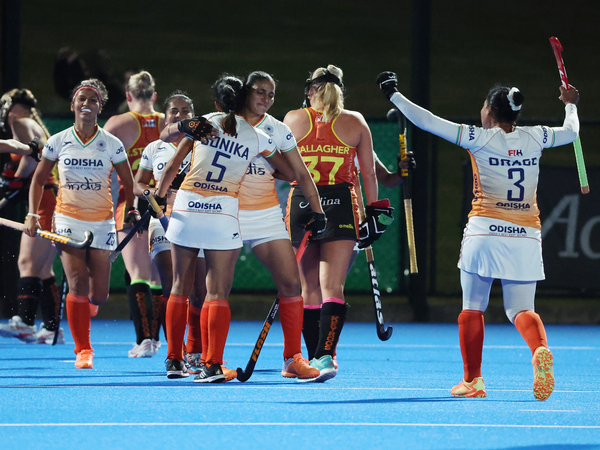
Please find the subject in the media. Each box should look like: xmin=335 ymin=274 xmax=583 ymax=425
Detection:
xmin=0 ymin=330 xmax=36 ymax=343
xmin=533 ymin=347 xmax=554 ymax=401
xmin=167 ymin=371 xmax=189 ymax=379
xmin=194 ymin=375 xmax=226 ymax=383
xmin=451 ymin=390 xmax=487 ymax=398
xmin=75 ymin=363 xmax=93 ymax=369
xmin=297 ymin=368 xmax=337 ymax=383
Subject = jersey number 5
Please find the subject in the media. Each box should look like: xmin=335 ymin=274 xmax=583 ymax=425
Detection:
xmin=206 ymin=151 xmax=231 ymax=183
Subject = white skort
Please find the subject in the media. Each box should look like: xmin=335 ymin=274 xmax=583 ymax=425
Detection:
xmin=165 ymin=189 xmax=242 ymax=250
xmin=148 ymin=216 xmax=204 ymax=259
xmin=458 ymin=216 xmax=544 ymax=281
xmin=53 ymin=212 xmax=117 ymax=251
xmin=239 ymin=205 xmax=290 ymax=248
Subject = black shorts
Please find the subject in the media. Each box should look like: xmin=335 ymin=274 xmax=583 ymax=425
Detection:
xmin=287 ymin=182 xmax=359 ymax=246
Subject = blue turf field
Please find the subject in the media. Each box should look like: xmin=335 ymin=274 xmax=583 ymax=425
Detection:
xmin=0 ymin=320 xmax=599 ymax=449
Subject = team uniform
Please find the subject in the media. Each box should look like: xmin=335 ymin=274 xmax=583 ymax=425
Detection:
xmin=138 ymin=139 xmax=204 ymax=258
xmin=286 ymin=107 xmax=360 ymax=245
xmin=42 ymin=126 xmax=127 ymax=250
xmin=166 ymin=113 xmax=276 ymax=250
xmin=114 ymin=112 xmax=162 ymax=230
xmin=238 ymin=113 xmax=296 ymax=247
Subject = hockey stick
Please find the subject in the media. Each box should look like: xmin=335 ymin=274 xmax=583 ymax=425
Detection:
xmin=52 ymin=271 xmax=67 ymax=346
xmin=387 ymin=107 xmax=418 ymax=273
xmin=107 ymin=210 xmax=151 ymax=263
xmin=143 ymin=190 xmax=169 ymax=231
xmin=0 ymin=217 xmax=93 ymax=249
xmin=549 ymin=36 xmax=589 ymax=194
xmin=356 ymin=186 xmax=393 ymax=341
xmin=235 ymin=231 xmax=311 ymax=382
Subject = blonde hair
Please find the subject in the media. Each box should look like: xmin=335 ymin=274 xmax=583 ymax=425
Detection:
xmin=127 ymin=70 xmax=156 ymax=101
xmin=308 ymin=65 xmax=344 ymax=123
xmin=1 ymin=88 xmax=50 ymax=139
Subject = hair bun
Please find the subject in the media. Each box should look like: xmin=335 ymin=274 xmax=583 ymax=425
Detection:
xmin=507 ymin=87 xmax=523 ymax=111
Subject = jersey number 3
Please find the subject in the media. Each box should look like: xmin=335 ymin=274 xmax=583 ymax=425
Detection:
xmin=304 ymin=156 xmax=344 ymax=184
xmin=507 ymin=168 xmax=525 ymax=202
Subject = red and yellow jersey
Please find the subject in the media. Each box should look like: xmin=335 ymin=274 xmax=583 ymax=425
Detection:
xmin=180 ymin=113 xmax=277 ymax=198
xmin=238 ymin=113 xmax=296 ymax=211
xmin=296 ymin=107 xmax=357 ymax=186
xmin=42 ymin=126 xmax=127 ymax=221
xmin=123 ymin=111 xmax=162 ymax=175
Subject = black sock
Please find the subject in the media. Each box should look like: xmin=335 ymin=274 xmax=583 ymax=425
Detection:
xmin=150 ymin=287 xmax=162 ymax=341
xmin=40 ymin=277 xmax=60 ymax=331
xmin=127 ymin=282 xmax=153 ymax=344
xmin=302 ymin=307 xmax=321 ymax=361
xmin=17 ymin=277 xmax=42 ymax=326
xmin=314 ymin=302 xmax=348 ymax=359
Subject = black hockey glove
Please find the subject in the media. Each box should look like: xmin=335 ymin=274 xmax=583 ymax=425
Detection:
xmin=125 ymin=206 xmax=142 ymax=232
xmin=170 ymin=171 xmax=187 ymax=190
xmin=376 ymin=71 xmax=399 ymax=101
xmin=397 ymin=151 xmax=416 ymax=174
xmin=150 ymin=194 xmax=167 ymax=219
xmin=305 ymin=212 xmax=327 ymax=240
xmin=358 ymin=199 xmax=394 ymax=249
xmin=27 ymin=138 xmax=41 ymax=162
xmin=178 ymin=117 xmax=215 ymax=141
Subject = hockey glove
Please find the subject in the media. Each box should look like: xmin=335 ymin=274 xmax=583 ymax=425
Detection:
xmin=125 ymin=206 xmax=142 ymax=232
xmin=170 ymin=170 xmax=187 ymax=190
xmin=358 ymin=199 xmax=394 ymax=249
xmin=0 ymin=166 xmax=27 ymax=202
xmin=150 ymin=194 xmax=167 ymax=219
xmin=397 ymin=151 xmax=416 ymax=174
xmin=376 ymin=71 xmax=399 ymax=101
xmin=27 ymin=138 xmax=41 ymax=162
xmin=178 ymin=117 xmax=215 ymax=141
xmin=305 ymin=212 xmax=327 ymax=240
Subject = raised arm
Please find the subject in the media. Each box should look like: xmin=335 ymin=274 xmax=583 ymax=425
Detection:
xmin=551 ymin=85 xmax=580 ymax=147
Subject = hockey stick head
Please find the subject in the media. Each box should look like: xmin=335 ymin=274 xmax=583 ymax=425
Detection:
xmin=377 ymin=324 xmax=393 ymax=341
xmin=386 ymin=108 xmax=400 ymax=122
xmin=236 ymin=367 xmax=251 ymax=382
xmin=549 ymin=37 xmax=569 ymax=89
xmin=36 ymin=229 xmax=93 ymax=249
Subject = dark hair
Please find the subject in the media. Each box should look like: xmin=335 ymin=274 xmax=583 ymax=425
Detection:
xmin=486 ymin=85 xmax=524 ymax=124
xmin=245 ymin=71 xmax=277 ymax=89
xmin=212 ymin=74 xmax=244 ymax=136
xmin=163 ymin=90 xmax=194 ymax=115
xmin=0 ymin=88 xmax=49 ymax=139
xmin=71 ymin=78 xmax=109 ymax=106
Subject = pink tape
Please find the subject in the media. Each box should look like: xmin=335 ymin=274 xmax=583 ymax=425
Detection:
xmin=323 ymin=297 xmax=345 ymax=305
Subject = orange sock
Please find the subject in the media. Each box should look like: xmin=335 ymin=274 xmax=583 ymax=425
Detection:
xmin=66 ymin=293 xmax=92 ymax=354
xmin=458 ymin=310 xmax=484 ymax=382
xmin=514 ymin=310 xmax=548 ymax=354
xmin=166 ymin=294 xmax=188 ymax=361
xmin=186 ymin=305 xmax=202 ymax=354
xmin=200 ymin=302 xmax=209 ymax=364
xmin=205 ymin=299 xmax=230 ymax=365
xmin=279 ymin=296 xmax=303 ymax=359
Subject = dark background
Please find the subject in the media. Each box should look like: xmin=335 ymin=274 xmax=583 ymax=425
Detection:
xmin=1 ymin=0 xmax=599 ymax=322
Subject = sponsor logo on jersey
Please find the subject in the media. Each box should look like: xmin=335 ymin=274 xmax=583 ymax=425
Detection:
xmin=192 ymin=182 xmax=228 ymax=193
xmin=246 ymin=164 xmax=266 ymax=176
xmin=339 ymin=223 xmax=354 ymax=229
xmin=495 ymin=201 xmax=531 ymax=210
xmin=63 ymin=158 xmax=104 ymax=167
xmin=488 ymin=224 xmax=527 ymax=235
xmin=209 ymin=137 xmax=250 ymax=160
xmin=286 ymin=133 xmax=293 ymax=141
xmin=97 ymin=140 xmax=106 ymax=151
xmin=187 ymin=201 xmax=223 ymax=212
xmin=468 ymin=126 xmax=475 ymax=141
xmin=541 ymin=126 xmax=548 ymax=144
xmin=508 ymin=149 xmax=523 ymax=156
xmin=54 ymin=228 xmax=72 ymax=235
xmin=299 ymin=144 xmax=350 ymax=155
xmin=143 ymin=119 xmax=156 ymax=128
xmin=489 ymin=157 xmax=537 ymax=166
xmin=232 ymin=232 xmax=240 ymax=240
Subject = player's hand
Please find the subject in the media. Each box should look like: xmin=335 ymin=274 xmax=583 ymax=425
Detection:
xmin=150 ymin=193 xmax=167 ymax=219
xmin=125 ymin=206 xmax=142 ymax=233
xmin=305 ymin=212 xmax=327 ymax=240
xmin=0 ymin=165 xmax=26 ymax=202
xmin=23 ymin=213 xmax=41 ymax=237
xmin=559 ymin=85 xmax=579 ymax=105
xmin=170 ymin=171 xmax=186 ymax=190
xmin=397 ymin=151 xmax=416 ymax=173
xmin=178 ymin=117 xmax=217 ymax=141
xmin=358 ymin=199 xmax=394 ymax=249
xmin=376 ymin=72 xmax=399 ymax=100
xmin=27 ymin=137 xmax=41 ymax=162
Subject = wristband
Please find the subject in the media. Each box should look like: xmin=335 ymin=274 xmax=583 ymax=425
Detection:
xmin=26 ymin=213 xmax=41 ymax=219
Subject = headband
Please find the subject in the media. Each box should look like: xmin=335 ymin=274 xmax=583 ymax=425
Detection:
xmin=305 ymin=68 xmax=345 ymax=90
xmin=507 ymin=87 xmax=522 ymax=111
xmin=72 ymin=86 xmax=102 ymax=105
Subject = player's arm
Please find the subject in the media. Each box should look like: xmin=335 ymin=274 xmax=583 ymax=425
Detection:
xmin=355 ymin=115 xmax=378 ymax=205
xmin=156 ymin=138 xmax=193 ymax=198
xmin=549 ymin=85 xmax=580 ymax=148
xmin=276 ymin=147 xmax=324 ymax=214
xmin=23 ymin=157 xmax=55 ymax=237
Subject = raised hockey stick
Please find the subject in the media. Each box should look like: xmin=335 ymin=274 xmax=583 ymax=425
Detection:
xmin=107 ymin=210 xmax=151 ymax=263
xmin=143 ymin=190 xmax=169 ymax=231
xmin=388 ymin=107 xmax=418 ymax=273
xmin=356 ymin=186 xmax=393 ymax=341
xmin=550 ymin=36 xmax=589 ymax=194
xmin=0 ymin=217 xmax=93 ymax=249
xmin=235 ymin=231 xmax=311 ymax=382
